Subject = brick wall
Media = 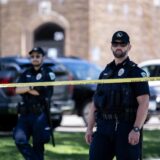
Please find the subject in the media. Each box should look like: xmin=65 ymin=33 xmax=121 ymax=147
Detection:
xmin=88 ymin=0 xmax=160 ymax=66
xmin=0 ymin=0 xmax=160 ymax=66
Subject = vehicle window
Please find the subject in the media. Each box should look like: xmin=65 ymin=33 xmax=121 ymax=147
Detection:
xmin=63 ymin=62 xmax=102 ymax=80
xmin=20 ymin=63 xmax=55 ymax=70
xmin=19 ymin=64 xmax=32 ymax=73
xmin=141 ymin=65 xmax=160 ymax=77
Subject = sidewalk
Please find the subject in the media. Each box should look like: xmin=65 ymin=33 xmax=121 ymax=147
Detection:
xmin=144 ymin=117 xmax=160 ymax=130
xmin=55 ymin=115 xmax=160 ymax=132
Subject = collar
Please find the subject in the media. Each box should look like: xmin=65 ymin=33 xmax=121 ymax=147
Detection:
xmin=112 ymin=57 xmax=130 ymax=68
xmin=31 ymin=65 xmax=44 ymax=73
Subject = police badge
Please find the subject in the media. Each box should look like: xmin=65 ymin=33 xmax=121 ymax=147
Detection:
xmin=118 ymin=68 xmax=125 ymax=77
xmin=36 ymin=73 xmax=42 ymax=80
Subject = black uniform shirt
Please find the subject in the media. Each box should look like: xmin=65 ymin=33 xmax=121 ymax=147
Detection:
xmin=101 ymin=57 xmax=150 ymax=97
xmin=18 ymin=65 xmax=55 ymax=105
xmin=95 ymin=57 xmax=150 ymax=113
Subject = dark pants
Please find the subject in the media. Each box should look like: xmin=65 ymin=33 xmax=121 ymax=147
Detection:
xmin=89 ymin=119 xmax=142 ymax=160
xmin=13 ymin=113 xmax=51 ymax=160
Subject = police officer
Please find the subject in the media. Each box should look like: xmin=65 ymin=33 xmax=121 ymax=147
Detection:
xmin=85 ymin=31 xmax=150 ymax=160
xmin=13 ymin=47 xmax=55 ymax=160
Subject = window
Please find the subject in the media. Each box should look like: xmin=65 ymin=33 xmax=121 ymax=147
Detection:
xmin=142 ymin=65 xmax=160 ymax=77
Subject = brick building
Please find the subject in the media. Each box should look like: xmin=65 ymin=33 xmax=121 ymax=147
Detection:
xmin=0 ymin=0 xmax=160 ymax=66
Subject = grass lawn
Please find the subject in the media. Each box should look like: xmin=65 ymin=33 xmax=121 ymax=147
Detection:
xmin=0 ymin=130 xmax=159 ymax=160
xmin=143 ymin=130 xmax=160 ymax=159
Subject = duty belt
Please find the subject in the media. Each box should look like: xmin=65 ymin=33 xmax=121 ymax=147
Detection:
xmin=19 ymin=104 xmax=44 ymax=115
xmin=102 ymin=113 xmax=118 ymax=120
xmin=102 ymin=113 xmax=135 ymax=122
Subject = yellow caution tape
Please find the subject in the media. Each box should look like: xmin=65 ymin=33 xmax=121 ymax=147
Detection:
xmin=0 ymin=76 xmax=160 ymax=88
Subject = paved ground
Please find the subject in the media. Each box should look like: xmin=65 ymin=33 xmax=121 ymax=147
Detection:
xmin=0 ymin=115 xmax=159 ymax=135
xmin=144 ymin=116 xmax=160 ymax=130
xmin=55 ymin=115 xmax=86 ymax=132
xmin=55 ymin=115 xmax=160 ymax=132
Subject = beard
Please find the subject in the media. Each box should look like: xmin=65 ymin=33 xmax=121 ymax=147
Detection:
xmin=32 ymin=61 xmax=42 ymax=68
xmin=113 ymin=50 xmax=127 ymax=58
xmin=33 ymin=64 xmax=41 ymax=67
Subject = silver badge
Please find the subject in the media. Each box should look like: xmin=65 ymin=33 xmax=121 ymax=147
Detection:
xmin=117 ymin=32 xmax=123 ymax=37
xmin=49 ymin=72 xmax=55 ymax=80
xmin=36 ymin=73 xmax=42 ymax=80
xmin=118 ymin=68 xmax=125 ymax=76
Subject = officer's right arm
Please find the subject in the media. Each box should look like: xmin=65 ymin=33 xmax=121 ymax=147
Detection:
xmin=16 ymin=87 xmax=40 ymax=95
xmin=15 ymin=87 xmax=39 ymax=96
xmin=15 ymin=86 xmax=30 ymax=94
xmin=85 ymin=102 xmax=96 ymax=145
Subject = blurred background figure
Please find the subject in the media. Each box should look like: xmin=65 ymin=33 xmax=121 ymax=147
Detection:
xmin=13 ymin=47 xmax=55 ymax=160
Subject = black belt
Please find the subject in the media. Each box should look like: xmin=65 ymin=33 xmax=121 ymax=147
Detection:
xmin=102 ymin=113 xmax=118 ymax=120
xmin=101 ymin=113 xmax=135 ymax=122
xmin=19 ymin=104 xmax=44 ymax=115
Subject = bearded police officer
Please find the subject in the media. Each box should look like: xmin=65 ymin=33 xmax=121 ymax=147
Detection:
xmin=85 ymin=31 xmax=150 ymax=160
xmin=13 ymin=47 xmax=55 ymax=160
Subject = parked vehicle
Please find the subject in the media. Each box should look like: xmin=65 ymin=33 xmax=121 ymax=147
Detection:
xmin=139 ymin=59 xmax=160 ymax=121
xmin=0 ymin=56 xmax=74 ymax=130
xmin=0 ymin=69 xmax=21 ymax=131
xmin=56 ymin=57 xmax=102 ymax=124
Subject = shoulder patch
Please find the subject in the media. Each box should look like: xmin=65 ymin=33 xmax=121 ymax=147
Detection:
xmin=141 ymin=72 xmax=147 ymax=77
xmin=49 ymin=72 xmax=55 ymax=80
xmin=129 ymin=61 xmax=137 ymax=67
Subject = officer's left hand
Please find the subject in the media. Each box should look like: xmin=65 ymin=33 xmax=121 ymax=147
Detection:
xmin=128 ymin=130 xmax=140 ymax=145
xmin=85 ymin=130 xmax=93 ymax=145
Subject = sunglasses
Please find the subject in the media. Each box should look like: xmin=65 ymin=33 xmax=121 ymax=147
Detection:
xmin=30 ymin=55 xmax=41 ymax=59
xmin=112 ymin=42 xmax=128 ymax=47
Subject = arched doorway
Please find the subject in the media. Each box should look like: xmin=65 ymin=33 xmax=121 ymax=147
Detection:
xmin=34 ymin=22 xmax=65 ymax=57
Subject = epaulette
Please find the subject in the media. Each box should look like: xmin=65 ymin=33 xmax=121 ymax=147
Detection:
xmin=128 ymin=61 xmax=137 ymax=68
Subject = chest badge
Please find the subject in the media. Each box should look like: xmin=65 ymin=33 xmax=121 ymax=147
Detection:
xmin=118 ymin=68 xmax=125 ymax=76
xmin=36 ymin=73 xmax=42 ymax=80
